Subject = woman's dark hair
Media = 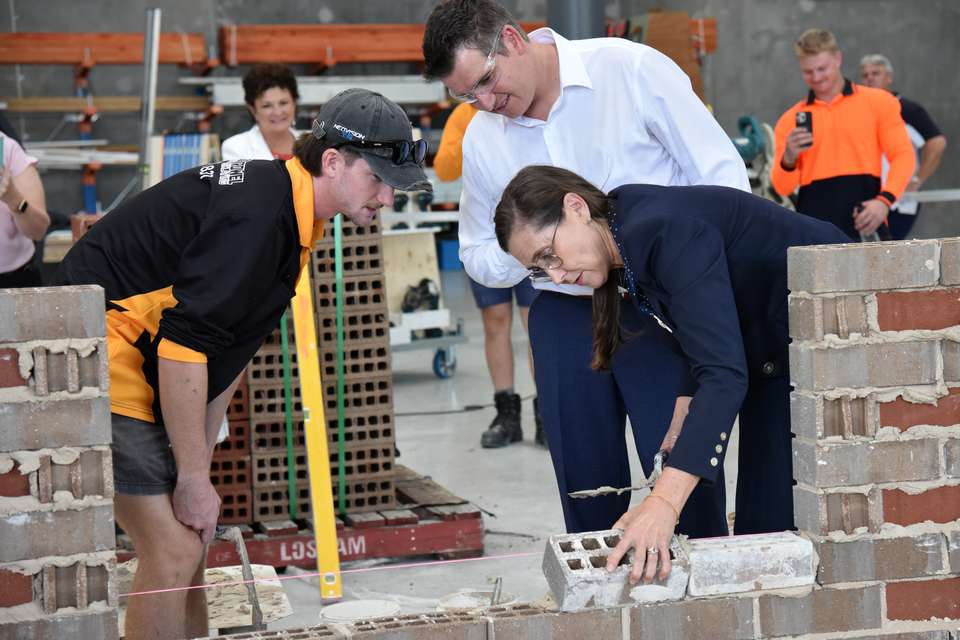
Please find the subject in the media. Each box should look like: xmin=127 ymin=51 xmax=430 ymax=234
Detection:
xmin=495 ymin=165 xmax=623 ymax=370
xmin=422 ymin=0 xmax=528 ymax=80
xmin=242 ymin=63 xmax=300 ymax=107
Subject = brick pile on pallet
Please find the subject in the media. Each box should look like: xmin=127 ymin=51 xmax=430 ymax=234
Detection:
xmin=0 ymin=286 xmax=119 ymax=639
xmin=227 ymin=215 xmax=396 ymax=524
xmin=209 ymin=239 xmax=960 ymax=639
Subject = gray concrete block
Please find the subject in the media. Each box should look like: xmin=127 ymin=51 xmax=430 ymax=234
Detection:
xmin=787 ymin=241 xmax=941 ymax=294
xmin=949 ymin=530 xmax=960 ymax=574
xmin=0 ymin=286 xmax=105 ymax=342
xmin=758 ymin=583 xmax=883 ymax=637
xmin=684 ymin=531 xmax=815 ymax=596
xmin=487 ymin=605 xmax=622 ymax=640
xmin=347 ymin=612 xmax=486 ymax=639
xmin=542 ymin=529 xmax=688 ymax=611
xmin=0 ymin=505 xmax=115 ymax=562
xmin=789 ymin=341 xmax=940 ymax=391
xmin=946 ymin=440 xmax=960 ymax=478
xmin=628 ymin=596 xmax=756 ymax=640
xmin=793 ymin=486 xmax=883 ymax=536
xmin=0 ymin=609 xmax=119 ymax=640
xmin=793 ymin=438 xmax=941 ymax=487
xmin=791 ymin=392 xmax=876 ymax=440
xmin=0 ymin=397 xmax=112 ymax=452
xmin=814 ymin=533 xmax=945 ymax=584
xmin=941 ymin=238 xmax=960 ymax=286
xmin=944 ymin=339 xmax=960 ymax=383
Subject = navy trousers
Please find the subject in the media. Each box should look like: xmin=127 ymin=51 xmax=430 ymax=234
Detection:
xmin=529 ymin=292 xmax=728 ymax=538
xmin=732 ymin=374 xmax=795 ymax=534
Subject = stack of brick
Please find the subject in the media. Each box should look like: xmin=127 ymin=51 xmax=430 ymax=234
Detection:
xmin=249 ymin=216 xmax=396 ymax=523
xmin=0 ymin=286 xmax=119 ymax=639
xmin=214 ymin=361 xmax=254 ymax=524
xmin=788 ymin=238 xmax=960 ymax=633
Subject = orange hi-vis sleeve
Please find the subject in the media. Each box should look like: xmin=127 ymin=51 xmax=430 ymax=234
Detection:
xmin=433 ymin=103 xmax=479 ymax=182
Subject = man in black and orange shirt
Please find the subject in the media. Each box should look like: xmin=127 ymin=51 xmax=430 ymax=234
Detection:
xmin=54 ymin=89 xmax=429 ymax=640
xmin=772 ymin=29 xmax=915 ymax=240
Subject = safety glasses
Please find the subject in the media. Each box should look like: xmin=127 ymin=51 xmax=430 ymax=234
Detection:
xmin=448 ymin=27 xmax=504 ymax=103
xmin=342 ymin=138 xmax=428 ymax=166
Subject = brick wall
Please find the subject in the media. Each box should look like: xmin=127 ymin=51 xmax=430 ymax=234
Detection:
xmin=207 ymin=239 xmax=960 ymax=640
xmin=0 ymin=286 xmax=118 ymax=640
xmin=788 ymin=238 xmax=960 ymax=634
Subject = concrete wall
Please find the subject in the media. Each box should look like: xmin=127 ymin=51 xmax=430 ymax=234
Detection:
xmin=0 ymin=0 xmax=956 ymax=237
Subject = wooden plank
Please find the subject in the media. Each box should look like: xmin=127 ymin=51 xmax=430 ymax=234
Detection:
xmin=343 ymin=512 xmax=387 ymax=529
xmin=202 ymin=518 xmax=485 ymax=567
xmin=425 ymin=504 xmax=482 ymax=522
xmin=645 ymin=12 xmax=703 ymax=99
xmin=382 ymin=230 xmax=443 ymax=315
xmin=219 ymin=22 xmax=546 ymax=66
xmin=3 ymin=95 xmax=210 ymax=113
xmin=0 ymin=32 xmax=207 ymax=65
xmin=379 ymin=509 xmax=420 ymax=526
xmin=259 ymin=520 xmax=299 ymax=537
xmin=394 ymin=467 xmax=465 ymax=508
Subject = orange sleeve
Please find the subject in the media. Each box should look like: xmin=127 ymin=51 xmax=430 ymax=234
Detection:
xmin=157 ymin=338 xmax=208 ymax=364
xmin=433 ymin=103 xmax=478 ymax=182
xmin=876 ymin=92 xmax=916 ymax=204
xmin=770 ymin=108 xmax=800 ymax=197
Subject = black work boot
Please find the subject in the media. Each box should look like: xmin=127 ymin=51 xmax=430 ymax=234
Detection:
xmin=533 ymin=396 xmax=547 ymax=447
xmin=481 ymin=391 xmax=522 ymax=448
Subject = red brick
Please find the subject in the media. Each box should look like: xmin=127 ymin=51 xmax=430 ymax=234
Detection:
xmin=0 ymin=464 xmax=30 ymax=497
xmin=886 ymin=577 xmax=960 ymax=621
xmin=0 ymin=569 xmax=33 ymax=607
xmin=876 ymin=289 xmax=960 ymax=331
xmin=883 ymin=486 xmax=960 ymax=526
xmin=0 ymin=348 xmax=25 ymax=388
xmin=880 ymin=388 xmax=960 ymax=429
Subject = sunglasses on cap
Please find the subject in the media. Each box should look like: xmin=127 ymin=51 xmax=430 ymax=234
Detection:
xmin=340 ymin=137 xmax=428 ymax=167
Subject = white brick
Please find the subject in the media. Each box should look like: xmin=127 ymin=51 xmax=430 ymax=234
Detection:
xmin=684 ymin=531 xmax=815 ymax=597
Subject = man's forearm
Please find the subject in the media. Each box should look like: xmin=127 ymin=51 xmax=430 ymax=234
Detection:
xmin=158 ymin=357 xmax=209 ymax=476
xmin=917 ymin=136 xmax=947 ymax=184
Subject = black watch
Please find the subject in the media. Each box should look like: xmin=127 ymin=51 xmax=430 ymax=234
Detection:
xmin=15 ymin=199 xmax=28 ymax=214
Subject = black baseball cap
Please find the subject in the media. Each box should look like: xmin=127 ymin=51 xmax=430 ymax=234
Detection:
xmin=312 ymin=88 xmax=432 ymax=192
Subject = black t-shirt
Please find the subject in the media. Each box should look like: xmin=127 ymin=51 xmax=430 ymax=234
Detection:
xmin=898 ymin=95 xmax=942 ymax=142
xmin=54 ymin=159 xmax=304 ymax=423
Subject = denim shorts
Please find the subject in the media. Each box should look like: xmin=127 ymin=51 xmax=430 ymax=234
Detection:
xmin=468 ymin=276 xmax=539 ymax=309
xmin=111 ymin=413 xmax=178 ymax=495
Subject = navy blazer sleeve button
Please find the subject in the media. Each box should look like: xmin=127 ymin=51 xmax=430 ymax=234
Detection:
xmin=762 ymin=361 xmax=776 ymax=376
xmin=715 ymin=444 xmax=723 ymax=453
xmin=709 ymin=457 xmax=719 ymax=467
xmin=720 ymin=432 xmax=728 ymax=441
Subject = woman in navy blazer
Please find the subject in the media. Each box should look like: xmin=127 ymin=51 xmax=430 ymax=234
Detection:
xmin=494 ymin=165 xmax=848 ymax=583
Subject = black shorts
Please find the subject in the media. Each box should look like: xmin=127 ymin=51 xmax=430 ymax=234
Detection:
xmin=111 ymin=414 xmax=178 ymax=495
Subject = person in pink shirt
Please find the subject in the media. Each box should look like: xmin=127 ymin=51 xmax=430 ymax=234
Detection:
xmin=0 ymin=131 xmax=50 ymax=287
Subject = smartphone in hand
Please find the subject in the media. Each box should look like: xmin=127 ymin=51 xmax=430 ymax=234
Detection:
xmin=795 ymin=111 xmax=813 ymax=148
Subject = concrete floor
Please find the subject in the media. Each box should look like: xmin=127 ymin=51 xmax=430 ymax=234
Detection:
xmin=270 ymin=270 xmax=740 ymax=631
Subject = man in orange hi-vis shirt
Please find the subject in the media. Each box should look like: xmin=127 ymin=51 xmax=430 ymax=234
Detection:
xmin=771 ymin=28 xmax=914 ymax=241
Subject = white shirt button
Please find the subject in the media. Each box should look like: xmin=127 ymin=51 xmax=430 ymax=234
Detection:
xmin=720 ymin=432 xmax=728 ymax=441
xmin=710 ymin=457 xmax=719 ymax=467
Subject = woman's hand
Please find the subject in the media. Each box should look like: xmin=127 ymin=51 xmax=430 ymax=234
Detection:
xmin=605 ymin=493 xmax=679 ymax=584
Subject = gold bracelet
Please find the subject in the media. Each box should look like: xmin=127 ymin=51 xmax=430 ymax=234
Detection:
xmin=646 ymin=492 xmax=680 ymax=524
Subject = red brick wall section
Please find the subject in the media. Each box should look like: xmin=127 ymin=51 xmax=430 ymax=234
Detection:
xmin=876 ymin=288 xmax=960 ymax=331
xmin=886 ymin=578 xmax=960 ymax=621
xmin=879 ymin=387 xmax=960 ymax=429
xmin=882 ymin=486 xmax=960 ymax=526
xmin=0 ymin=570 xmax=32 ymax=608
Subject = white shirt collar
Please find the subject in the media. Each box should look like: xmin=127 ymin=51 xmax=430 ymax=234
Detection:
xmin=494 ymin=27 xmax=594 ymax=130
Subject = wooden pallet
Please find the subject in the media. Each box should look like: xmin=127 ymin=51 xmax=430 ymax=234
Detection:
xmin=115 ymin=465 xmax=484 ymax=568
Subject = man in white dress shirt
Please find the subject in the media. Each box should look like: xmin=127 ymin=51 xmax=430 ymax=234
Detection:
xmin=423 ymin=0 xmax=763 ymax=537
